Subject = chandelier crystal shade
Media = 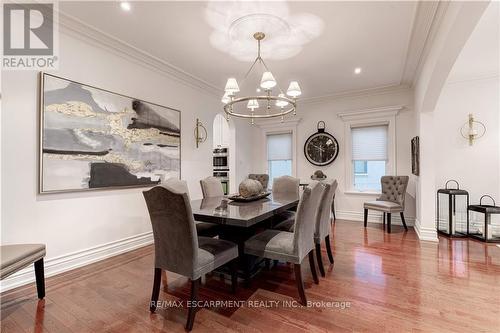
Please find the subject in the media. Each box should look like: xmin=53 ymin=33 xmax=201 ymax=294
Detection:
xmin=222 ymin=32 xmax=301 ymax=123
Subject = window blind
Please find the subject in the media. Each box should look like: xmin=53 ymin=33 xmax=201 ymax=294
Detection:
xmin=267 ymin=133 xmax=292 ymax=161
xmin=352 ymin=125 xmax=388 ymax=161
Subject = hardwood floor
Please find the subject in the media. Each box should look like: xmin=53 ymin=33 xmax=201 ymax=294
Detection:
xmin=1 ymin=221 xmax=499 ymax=332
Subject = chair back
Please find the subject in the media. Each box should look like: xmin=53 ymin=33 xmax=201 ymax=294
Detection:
xmin=200 ymin=176 xmax=224 ymax=198
xmin=248 ymin=174 xmax=269 ymax=190
xmin=143 ymin=186 xmax=199 ymax=277
xmin=316 ymin=179 xmax=337 ymax=240
xmin=163 ymin=178 xmax=190 ymax=197
xmin=272 ymin=175 xmax=299 ymax=197
xmin=379 ymin=176 xmax=409 ymax=207
xmin=292 ymin=181 xmax=326 ymax=260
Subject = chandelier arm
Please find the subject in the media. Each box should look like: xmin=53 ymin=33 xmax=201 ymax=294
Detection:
xmin=243 ymin=57 xmax=261 ymax=80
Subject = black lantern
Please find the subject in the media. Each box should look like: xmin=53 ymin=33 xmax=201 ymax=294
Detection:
xmin=437 ymin=180 xmax=469 ymax=237
xmin=468 ymin=195 xmax=500 ymax=243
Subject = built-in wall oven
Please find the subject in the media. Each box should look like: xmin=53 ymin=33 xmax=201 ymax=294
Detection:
xmin=213 ymin=148 xmax=229 ymax=194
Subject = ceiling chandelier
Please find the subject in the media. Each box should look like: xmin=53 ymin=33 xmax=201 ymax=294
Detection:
xmin=222 ymin=32 xmax=301 ymax=124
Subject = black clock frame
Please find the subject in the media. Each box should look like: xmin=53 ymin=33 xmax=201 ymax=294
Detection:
xmin=304 ymin=121 xmax=339 ymax=166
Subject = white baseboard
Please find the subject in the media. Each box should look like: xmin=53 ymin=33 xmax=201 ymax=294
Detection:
xmin=336 ymin=210 xmax=415 ymax=226
xmin=0 ymin=231 xmax=153 ymax=293
xmin=414 ymin=219 xmax=439 ymax=242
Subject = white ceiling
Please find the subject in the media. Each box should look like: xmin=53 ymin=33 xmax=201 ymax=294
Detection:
xmin=60 ymin=1 xmax=420 ymax=99
xmin=448 ymin=1 xmax=500 ymax=82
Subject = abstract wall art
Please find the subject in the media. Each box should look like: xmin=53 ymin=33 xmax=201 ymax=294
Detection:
xmin=39 ymin=73 xmax=181 ymax=193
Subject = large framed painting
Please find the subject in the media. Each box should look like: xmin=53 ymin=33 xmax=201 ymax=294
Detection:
xmin=39 ymin=73 xmax=181 ymax=193
xmin=411 ymin=136 xmax=419 ymax=176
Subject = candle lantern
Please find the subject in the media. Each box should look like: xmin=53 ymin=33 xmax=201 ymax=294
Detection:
xmin=436 ymin=180 xmax=469 ymax=237
xmin=468 ymin=195 xmax=500 ymax=243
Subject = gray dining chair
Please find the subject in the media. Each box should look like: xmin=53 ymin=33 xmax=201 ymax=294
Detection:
xmin=143 ymin=186 xmax=238 ymax=331
xmin=248 ymin=174 xmax=269 ymax=191
xmin=200 ymin=176 xmax=224 ymax=198
xmin=273 ymin=179 xmax=337 ymax=277
xmin=0 ymin=244 xmax=46 ymax=299
xmin=363 ymin=176 xmax=409 ymax=233
xmin=164 ymin=178 xmax=220 ymax=237
xmin=244 ymin=181 xmax=326 ymax=305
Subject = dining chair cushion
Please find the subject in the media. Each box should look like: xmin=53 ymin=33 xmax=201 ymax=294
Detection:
xmin=0 ymin=244 xmax=46 ymax=279
xmin=244 ymin=230 xmax=298 ymax=263
xmin=248 ymin=174 xmax=269 ymax=190
xmin=363 ymin=200 xmax=404 ymax=213
xmin=163 ymin=178 xmax=220 ymax=237
xmin=200 ymin=176 xmax=224 ymax=198
xmin=196 ymin=237 xmax=239 ymax=277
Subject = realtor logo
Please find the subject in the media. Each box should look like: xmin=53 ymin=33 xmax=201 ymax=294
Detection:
xmin=2 ymin=2 xmax=59 ymax=69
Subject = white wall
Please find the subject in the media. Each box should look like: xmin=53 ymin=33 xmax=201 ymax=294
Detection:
xmin=0 ymin=29 xmax=253 ymax=290
xmin=434 ymin=79 xmax=499 ymax=204
xmin=250 ymin=87 xmax=417 ymax=224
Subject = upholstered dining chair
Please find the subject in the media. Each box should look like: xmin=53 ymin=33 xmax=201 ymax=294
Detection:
xmin=244 ymin=181 xmax=327 ymax=305
xmin=164 ymin=178 xmax=220 ymax=238
xmin=143 ymin=186 xmax=238 ymax=331
xmin=248 ymin=174 xmax=270 ymax=191
xmin=200 ymin=176 xmax=224 ymax=198
xmin=273 ymin=179 xmax=337 ymax=277
xmin=363 ymin=176 xmax=409 ymax=233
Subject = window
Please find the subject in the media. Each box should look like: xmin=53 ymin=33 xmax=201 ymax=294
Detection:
xmin=351 ymin=125 xmax=388 ymax=191
xmin=267 ymin=132 xmax=292 ymax=186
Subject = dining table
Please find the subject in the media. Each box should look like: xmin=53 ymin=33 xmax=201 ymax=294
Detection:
xmin=190 ymin=193 xmax=299 ymax=281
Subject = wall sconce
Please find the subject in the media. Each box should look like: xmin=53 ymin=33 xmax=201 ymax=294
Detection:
xmin=460 ymin=113 xmax=486 ymax=146
xmin=194 ymin=118 xmax=207 ymax=148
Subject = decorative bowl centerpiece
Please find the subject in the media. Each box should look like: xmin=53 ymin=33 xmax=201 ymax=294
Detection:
xmin=311 ymin=170 xmax=327 ymax=180
xmin=228 ymin=179 xmax=271 ymax=202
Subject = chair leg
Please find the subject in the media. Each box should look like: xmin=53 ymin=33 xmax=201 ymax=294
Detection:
xmin=315 ymin=243 xmax=325 ymax=277
xmin=364 ymin=209 xmax=368 ymax=227
xmin=400 ymin=212 xmax=408 ymax=231
xmin=383 ymin=213 xmax=386 ymax=226
xmin=186 ymin=278 xmax=201 ymax=331
xmin=325 ymin=235 xmax=334 ymax=265
xmin=265 ymin=258 xmax=271 ymax=270
xmin=150 ymin=268 xmax=162 ymax=313
xmin=332 ymin=198 xmax=336 ymax=224
xmin=293 ymin=264 xmax=307 ymax=306
xmin=387 ymin=213 xmax=392 ymax=233
xmin=308 ymin=250 xmax=319 ymax=284
xmin=34 ymin=259 xmax=45 ymax=299
xmin=230 ymin=260 xmax=238 ymax=294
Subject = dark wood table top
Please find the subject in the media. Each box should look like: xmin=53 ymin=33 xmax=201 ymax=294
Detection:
xmin=191 ymin=193 xmax=299 ymax=227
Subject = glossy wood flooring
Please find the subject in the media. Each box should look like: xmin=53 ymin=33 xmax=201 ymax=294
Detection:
xmin=1 ymin=221 xmax=499 ymax=332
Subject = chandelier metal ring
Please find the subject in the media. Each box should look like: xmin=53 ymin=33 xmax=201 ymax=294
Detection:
xmin=222 ymin=31 xmax=302 ymax=123
xmin=224 ymin=95 xmax=296 ymax=119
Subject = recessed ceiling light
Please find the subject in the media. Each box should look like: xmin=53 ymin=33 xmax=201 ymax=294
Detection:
xmin=120 ymin=1 xmax=131 ymax=11
xmin=354 ymin=67 xmax=362 ymax=74
xmin=256 ymin=88 xmax=261 ymax=93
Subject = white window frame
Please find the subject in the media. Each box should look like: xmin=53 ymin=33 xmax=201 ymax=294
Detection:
xmin=256 ymin=118 xmax=300 ymax=178
xmin=338 ymin=106 xmax=402 ymax=195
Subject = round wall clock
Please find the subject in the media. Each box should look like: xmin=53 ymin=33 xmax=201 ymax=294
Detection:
xmin=304 ymin=121 xmax=339 ymax=166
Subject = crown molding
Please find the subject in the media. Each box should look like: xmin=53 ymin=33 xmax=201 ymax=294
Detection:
xmin=337 ymin=105 xmax=404 ymax=121
xmin=58 ymin=11 xmax=221 ymax=98
xmin=405 ymin=1 xmax=450 ymax=87
xmin=300 ymin=84 xmax=411 ymax=105
xmin=401 ymin=1 xmax=440 ymax=86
